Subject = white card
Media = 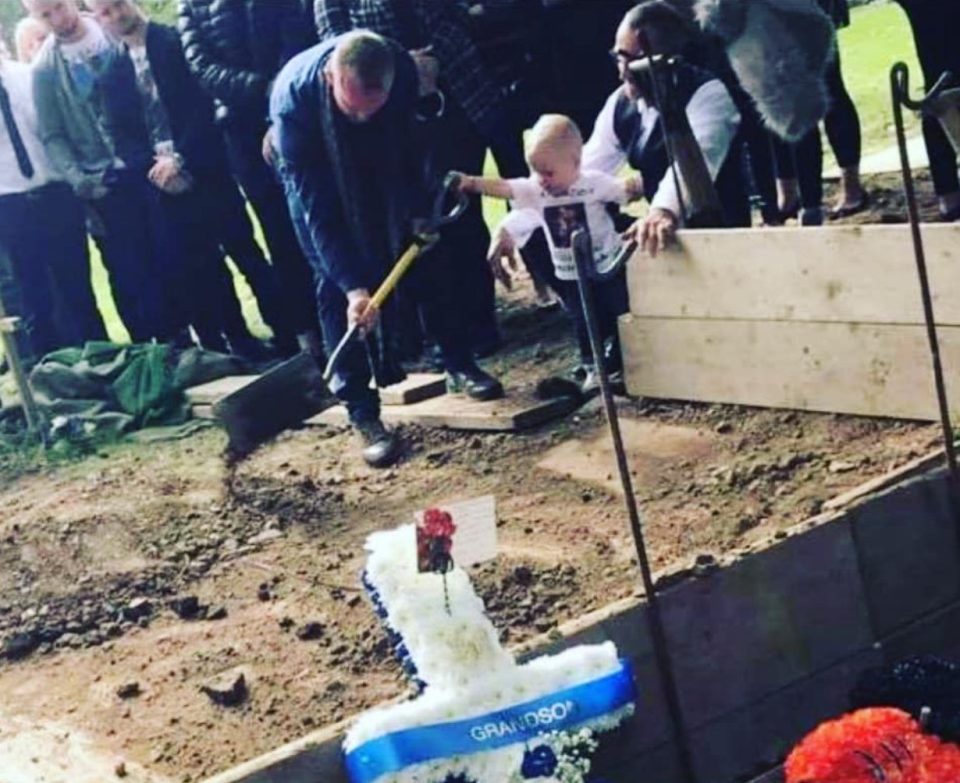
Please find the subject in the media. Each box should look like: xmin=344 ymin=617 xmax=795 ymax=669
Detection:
xmin=415 ymin=495 xmax=497 ymax=568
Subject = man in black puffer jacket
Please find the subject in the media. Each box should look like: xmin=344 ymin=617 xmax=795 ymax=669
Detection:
xmin=177 ymin=0 xmax=321 ymax=358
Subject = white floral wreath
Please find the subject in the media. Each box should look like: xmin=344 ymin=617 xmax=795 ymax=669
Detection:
xmin=342 ymin=526 xmax=636 ymax=783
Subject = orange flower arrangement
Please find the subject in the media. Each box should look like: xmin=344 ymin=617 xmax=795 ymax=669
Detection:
xmin=786 ymin=708 xmax=960 ymax=783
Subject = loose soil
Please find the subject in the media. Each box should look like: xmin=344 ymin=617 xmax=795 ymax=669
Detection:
xmin=0 ymin=171 xmax=947 ymax=782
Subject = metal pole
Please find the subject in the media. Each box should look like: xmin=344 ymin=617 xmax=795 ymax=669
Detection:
xmin=571 ymin=229 xmax=696 ymax=783
xmin=890 ymin=63 xmax=960 ymax=489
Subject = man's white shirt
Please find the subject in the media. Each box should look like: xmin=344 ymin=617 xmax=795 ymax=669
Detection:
xmin=0 ymin=60 xmax=57 ymax=196
xmin=501 ymin=78 xmax=740 ymax=240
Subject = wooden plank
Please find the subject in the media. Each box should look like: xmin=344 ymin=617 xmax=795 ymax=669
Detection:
xmin=626 ymin=224 xmax=960 ymax=325
xmin=306 ymin=393 xmax=578 ymax=432
xmin=619 ymin=315 xmax=960 ymax=421
xmin=189 ymin=373 xmax=446 ymax=408
xmin=185 ymin=375 xmax=259 ymax=405
xmin=380 ymin=373 xmax=447 ymax=405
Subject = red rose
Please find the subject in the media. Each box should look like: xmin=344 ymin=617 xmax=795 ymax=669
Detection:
xmin=422 ymin=508 xmax=456 ymax=539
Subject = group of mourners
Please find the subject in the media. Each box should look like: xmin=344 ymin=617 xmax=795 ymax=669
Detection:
xmin=1 ymin=0 xmax=958 ymax=468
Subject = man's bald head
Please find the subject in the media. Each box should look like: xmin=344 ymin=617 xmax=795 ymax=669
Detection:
xmin=14 ymin=16 xmax=50 ymax=62
xmin=326 ymin=31 xmax=395 ymax=123
xmin=21 ymin=0 xmax=84 ymax=44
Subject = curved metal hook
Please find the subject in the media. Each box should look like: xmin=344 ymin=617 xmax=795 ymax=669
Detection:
xmin=892 ymin=61 xmax=954 ymax=113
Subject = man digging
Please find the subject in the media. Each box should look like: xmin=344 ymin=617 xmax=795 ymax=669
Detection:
xmin=270 ymin=31 xmax=504 ymax=469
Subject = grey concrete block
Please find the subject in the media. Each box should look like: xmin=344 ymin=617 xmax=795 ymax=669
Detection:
xmin=593 ymin=736 xmax=687 ymax=783
xmin=880 ymin=598 xmax=960 ymax=664
xmin=660 ymin=518 xmax=873 ymax=727
xmin=850 ymin=470 xmax=960 ymax=637
xmin=689 ymin=648 xmax=882 ymax=783
xmin=520 ymin=602 xmax=674 ymax=751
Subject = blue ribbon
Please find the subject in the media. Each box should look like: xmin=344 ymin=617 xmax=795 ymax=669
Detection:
xmin=345 ymin=660 xmax=636 ymax=783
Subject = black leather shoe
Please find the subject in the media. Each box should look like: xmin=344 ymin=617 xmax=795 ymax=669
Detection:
xmin=355 ymin=420 xmax=401 ymax=468
xmin=446 ymin=365 xmax=504 ymax=401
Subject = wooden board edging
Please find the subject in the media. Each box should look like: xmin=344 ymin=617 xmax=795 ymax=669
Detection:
xmin=626 ymin=223 xmax=960 ymax=326
xmin=619 ymin=315 xmax=960 ymax=421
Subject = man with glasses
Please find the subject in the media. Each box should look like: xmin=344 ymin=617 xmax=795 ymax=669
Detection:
xmin=491 ymin=1 xmax=746 ymax=265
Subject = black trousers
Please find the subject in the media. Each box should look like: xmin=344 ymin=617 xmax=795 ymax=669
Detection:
xmin=555 ymin=267 xmax=630 ymax=370
xmin=822 ymin=48 xmax=862 ymax=170
xmin=223 ymin=118 xmax=319 ymax=341
xmin=212 ymin=174 xmax=287 ymax=343
xmin=145 ymin=173 xmax=247 ymax=350
xmin=0 ymin=182 xmax=105 ymax=359
xmin=739 ymin=103 xmax=780 ymax=223
xmin=771 ymin=47 xmax=860 ymax=208
xmin=420 ymin=102 xmax=500 ymax=352
xmin=773 ymin=129 xmax=824 ymax=210
xmin=897 ymin=0 xmax=960 ymax=197
xmin=88 ymin=170 xmax=162 ymax=342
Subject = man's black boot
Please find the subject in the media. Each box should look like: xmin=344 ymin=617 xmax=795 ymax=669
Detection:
xmin=446 ymin=365 xmax=504 ymax=402
xmin=355 ymin=419 xmax=401 ymax=468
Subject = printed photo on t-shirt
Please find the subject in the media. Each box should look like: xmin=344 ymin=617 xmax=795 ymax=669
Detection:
xmin=544 ymin=202 xmax=589 ymax=249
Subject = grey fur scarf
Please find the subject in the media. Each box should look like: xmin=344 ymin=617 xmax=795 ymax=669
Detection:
xmin=689 ymin=0 xmax=836 ymax=141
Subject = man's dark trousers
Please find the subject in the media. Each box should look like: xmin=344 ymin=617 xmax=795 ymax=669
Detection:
xmin=88 ymin=170 xmax=163 ymax=342
xmin=0 ymin=182 xmax=105 ymax=357
xmin=421 ymin=102 xmax=501 ymax=354
xmin=223 ymin=118 xmax=319 ymax=347
xmin=141 ymin=169 xmax=254 ymax=349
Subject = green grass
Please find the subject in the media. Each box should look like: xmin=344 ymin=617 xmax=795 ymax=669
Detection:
xmin=81 ymin=2 xmax=925 ymax=343
xmin=837 ymin=0 xmax=922 ymax=155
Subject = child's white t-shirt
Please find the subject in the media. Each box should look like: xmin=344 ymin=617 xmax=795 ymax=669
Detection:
xmin=507 ymin=170 xmax=629 ymax=281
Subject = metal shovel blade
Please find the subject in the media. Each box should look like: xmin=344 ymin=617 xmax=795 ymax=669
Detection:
xmin=212 ymin=352 xmax=332 ymax=457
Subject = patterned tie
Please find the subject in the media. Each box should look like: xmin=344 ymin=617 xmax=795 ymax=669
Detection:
xmin=0 ymin=73 xmax=35 ymax=180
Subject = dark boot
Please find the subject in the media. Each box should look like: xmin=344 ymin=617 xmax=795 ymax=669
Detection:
xmin=355 ymin=419 xmax=401 ymax=468
xmin=445 ymin=364 xmax=504 ymax=402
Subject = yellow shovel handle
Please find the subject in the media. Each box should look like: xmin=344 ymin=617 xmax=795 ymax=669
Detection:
xmin=369 ymin=234 xmax=435 ymax=309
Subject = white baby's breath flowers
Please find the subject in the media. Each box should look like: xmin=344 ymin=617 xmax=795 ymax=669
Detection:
xmin=344 ymin=525 xmax=636 ymax=783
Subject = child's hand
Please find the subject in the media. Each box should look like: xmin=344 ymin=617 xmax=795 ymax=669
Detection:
xmin=454 ymin=173 xmax=475 ymax=194
xmin=487 ymin=227 xmax=520 ymax=290
xmin=625 ymin=174 xmax=644 ymax=201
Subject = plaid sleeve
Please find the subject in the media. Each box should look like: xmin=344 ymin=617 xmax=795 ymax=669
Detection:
xmin=314 ymin=0 xmax=355 ymax=40
xmin=419 ymin=1 xmax=506 ymax=138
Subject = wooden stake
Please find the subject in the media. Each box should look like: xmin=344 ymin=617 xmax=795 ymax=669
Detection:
xmin=0 ymin=307 xmax=41 ymax=435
